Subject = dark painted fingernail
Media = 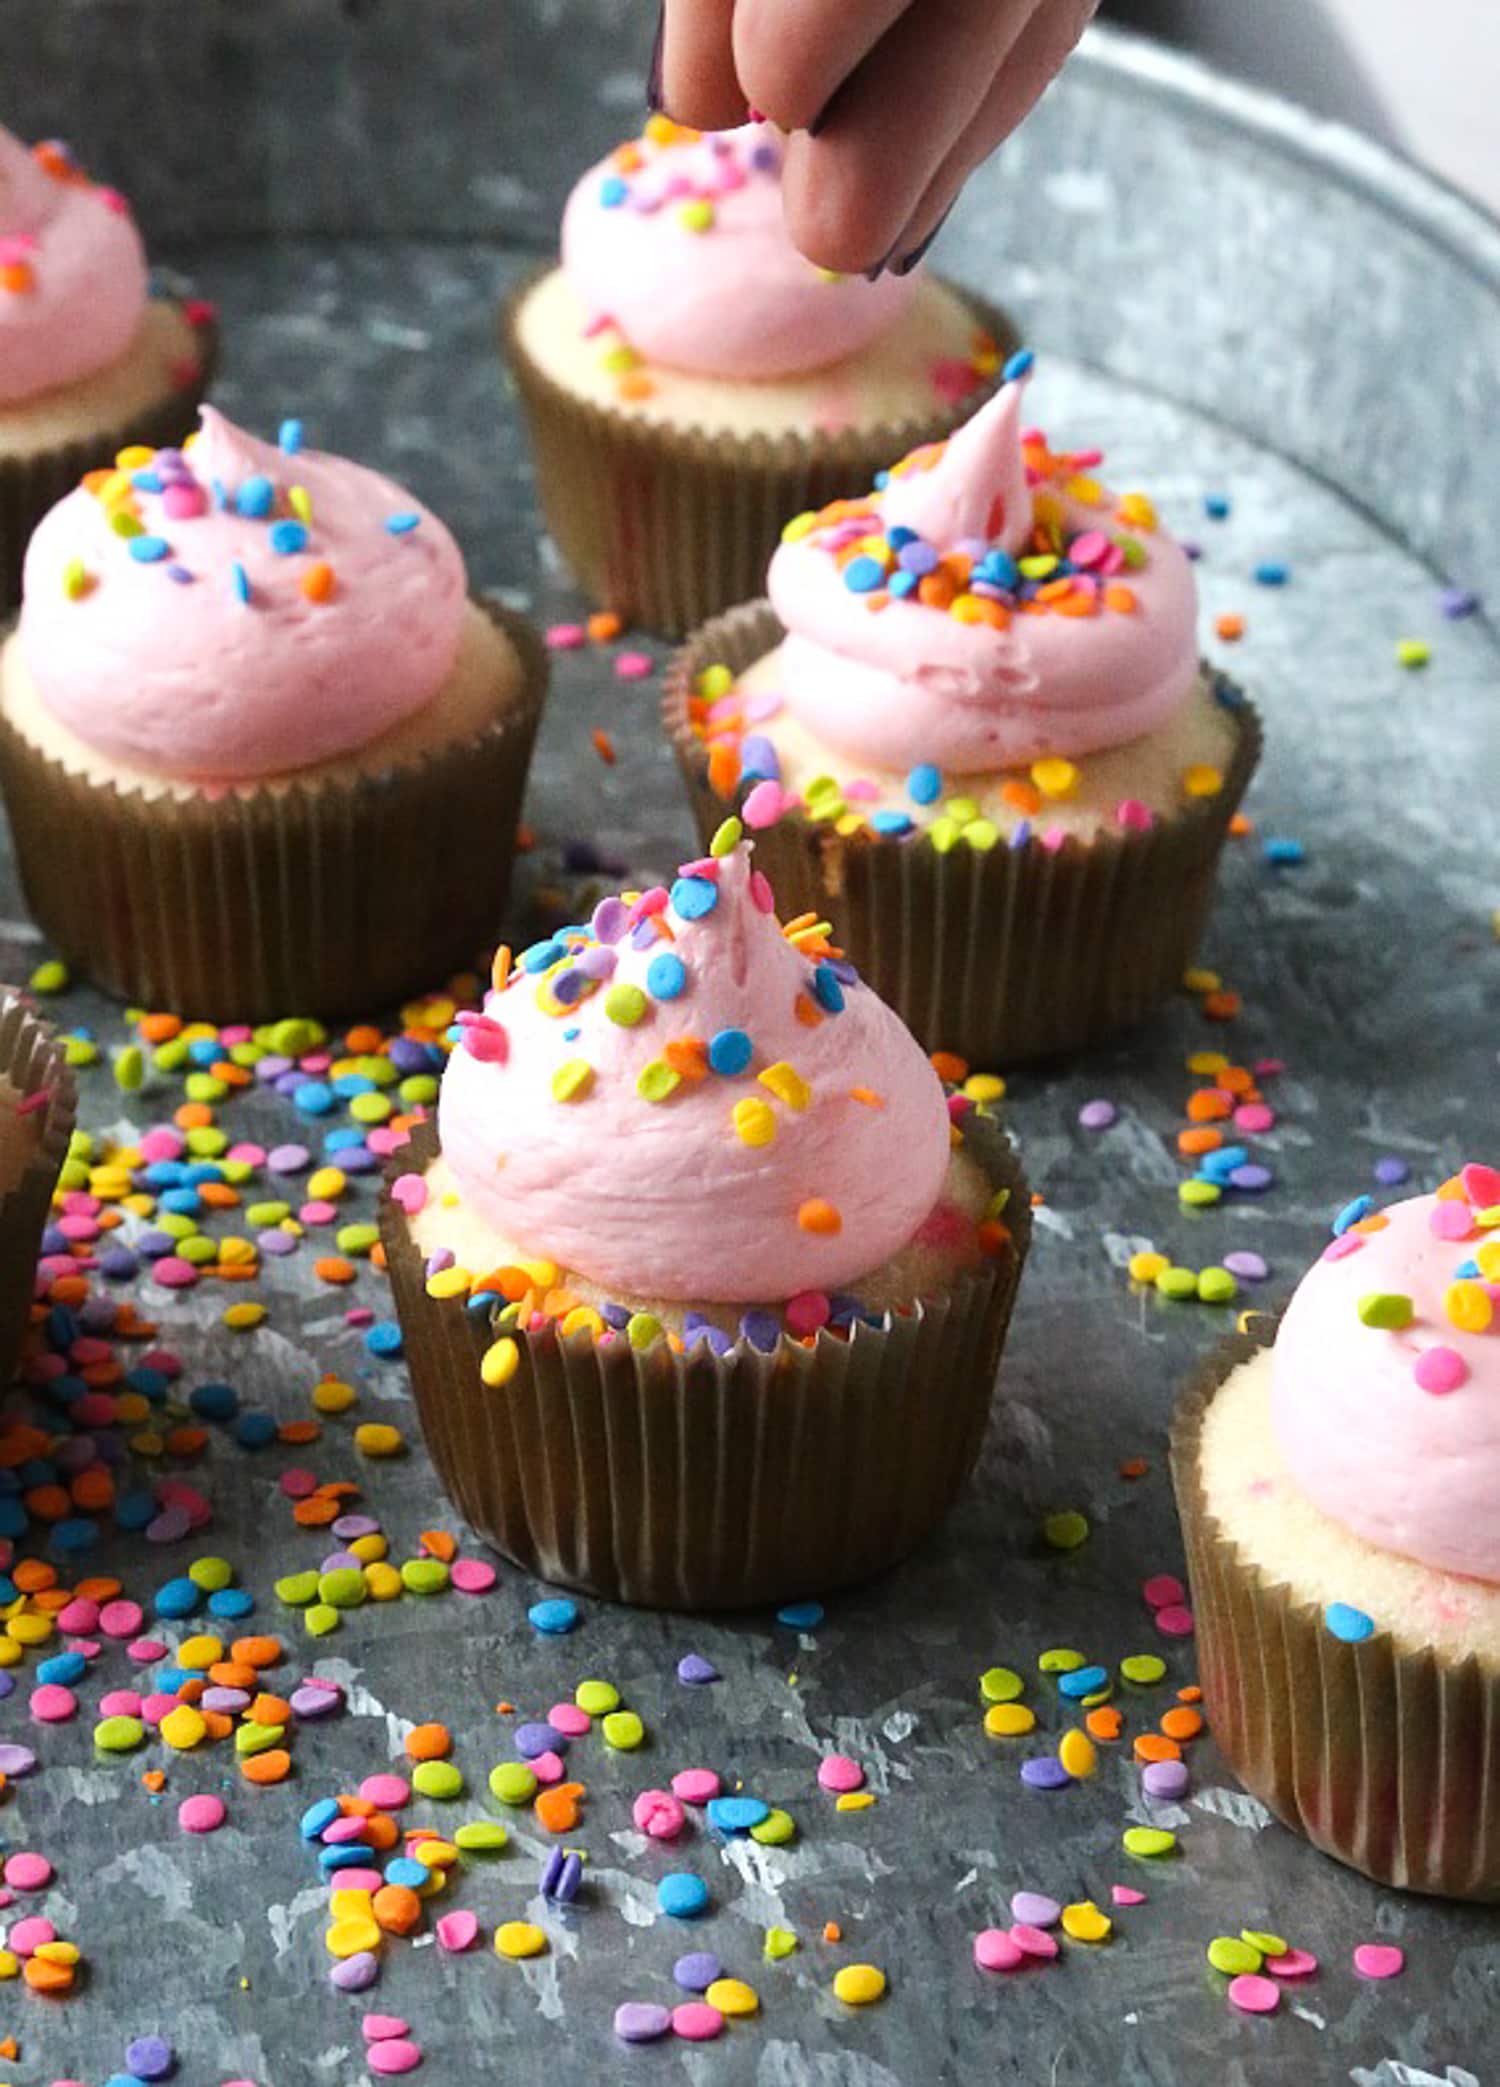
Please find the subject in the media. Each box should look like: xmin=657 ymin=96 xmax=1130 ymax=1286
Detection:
xmin=863 ymin=257 xmax=890 ymax=282
xmin=645 ymin=9 xmax=664 ymax=112
xmin=892 ymin=204 xmax=953 ymax=277
xmin=807 ymin=98 xmax=832 ymax=138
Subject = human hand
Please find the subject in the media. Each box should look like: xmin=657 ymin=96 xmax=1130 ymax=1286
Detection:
xmin=650 ymin=0 xmax=1099 ymax=276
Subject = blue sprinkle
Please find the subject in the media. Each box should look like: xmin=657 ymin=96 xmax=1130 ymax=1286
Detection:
xmin=153 ymin=1668 xmax=190 ymax=1696
xmin=1010 ymin=819 xmax=1032 ymax=850
xmin=38 ymin=1652 xmax=87 ymax=1687
xmin=521 ymin=939 xmax=565 ymax=974
xmin=324 ymin=1126 xmax=369 ymax=1151
xmin=1204 ymin=493 xmax=1231 ymax=519
xmin=600 ymin=175 xmax=628 ymax=207
xmin=131 ymin=470 xmax=165 ymax=493
xmin=153 ymin=1577 xmax=201 ymax=1620
xmin=873 ymin=468 xmax=890 ymax=490
xmin=293 ymin=1081 xmax=335 ymax=1116
xmin=235 ymin=475 xmax=275 ymax=519
xmin=528 ymin=1597 xmax=579 ymax=1635
xmin=888 ymin=569 xmax=919 ymax=598
xmin=1263 ymin=837 xmax=1305 ymax=866
xmin=842 ymin=553 xmax=887 ymax=594
xmin=115 ymin=1489 xmax=157 ymax=1529
xmin=739 ymin=1310 xmax=781 ymax=1353
xmin=51 ymin=1517 xmax=98 ymax=1555
xmin=208 ymin=1586 xmax=254 ymax=1619
xmin=776 ymin=1599 xmax=824 ymax=1630
xmin=870 ymin=810 xmax=914 ymax=836
xmin=647 ymin=952 xmax=687 ymax=1002
xmin=127 ymin=536 xmax=171 ymax=564
xmin=234 ymin=1411 xmax=279 ymax=1449
xmin=384 ymin=512 xmax=421 ymax=535
xmin=811 ymin=961 xmax=844 ymax=1014
xmin=907 ymin=763 xmax=942 ymax=806
xmin=1002 ymin=346 xmax=1035 ymax=382
xmin=1020 ymin=1757 xmax=1073 ymax=1790
xmin=738 ymin=734 xmax=780 ymax=783
xmin=1453 ymin=1258 xmax=1480 ymax=1281
xmin=230 ymin=561 xmax=252 ymax=605
xmin=1057 ymin=1664 xmax=1110 ymax=1700
xmin=166 ymin=564 xmax=195 ymax=584
xmin=210 ymin=477 xmax=229 ymax=511
xmin=1254 ymin=561 xmax=1289 ymax=586
xmin=383 ymin=1856 xmax=432 ymax=1890
xmin=188 ymin=1381 xmax=239 ymax=1422
xmin=657 ymin=1872 xmax=710 ymax=1919
xmin=1332 ymin=1194 xmax=1373 ymax=1237
xmin=707 ymin=1796 xmax=769 ymax=1834
xmin=670 ymin=875 xmax=719 ymax=921
xmin=1325 ymin=1601 xmax=1375 ymax=1644
xmin=269 ymin=519 xmax=309 ymax=556
xmin=1373 ymin=1156 xmax=1411 ymax=1186
xmin=707 ymin=1028 xmax=752 ymax=1077
xmin=319 ymin=1842 xmax=374 ymax=1874
xmin=0 ymin=1501 xmax=21 ymax=1540
xmin=886 ymin=525 xmax=917 ymax=549
xmin=279 ymin=417 xmax=305 ymax=454
xmin=300 ymin=1797 xmax=340 ymax=1840
xmin=365 ymin=1321 xmax=403 ymax=1359
xmin=976 ymin=548 xmax=1019 ymax=588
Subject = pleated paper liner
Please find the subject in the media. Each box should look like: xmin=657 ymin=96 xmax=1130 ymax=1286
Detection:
xmin=664 ymin=602 xmax=1263 ymax=1066
xmin=0 ymin=603 xmax=548 ymax=1024
xmin=0 ymin=992 xmax=76 ymax=1388
xmin=1171 ymin=1325 xmax=1500 ymax=1902
xmin=0 ymin=301 xmax=219 ymax=614
xmin=380 ymin=1114 xmax=1031 ymax=1611
xmin=499 ymin=264 xmax=1017 ymax=638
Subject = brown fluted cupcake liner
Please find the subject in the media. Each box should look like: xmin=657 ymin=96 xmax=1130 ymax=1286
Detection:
xmin=500 ymin=264 xmax=1016 ymax=638
xmin=1 ymin=300 xmax=219 ymax=614
xmin=0 ymin=603 xmax=547 ymax=1023
xmin=0 ymin=993 xmax=76 ymax=1388
xmin=664 ymin=602 xmax=1263 ymax=1066
xmin=380 ymin=1114 xmax=1031 ymax=1611
xmin=1171 ymin=1326 xmax=1500 ymax=1902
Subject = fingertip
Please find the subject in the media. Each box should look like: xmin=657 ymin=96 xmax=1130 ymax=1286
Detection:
xmin=780 ymin=135 xmax=907 ymax=276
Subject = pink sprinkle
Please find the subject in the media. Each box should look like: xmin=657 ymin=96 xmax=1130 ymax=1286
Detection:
xmin=633 ymin=1789 xmax=687 ymax=1839
xmin=344 ymin=1307 xmax=375 ymax=1328
xmin=279 ymin=1467 xmax=319 ymax=1499
xmin=450 ymin=1558 xmax=497 ymax=1594
xmin=1461 ymin=1162 xmax=1500 ymax=1206
xmin=9 ymin=1914 xmax=55 ymax=1954
xmin=334 ymin=1868 xmax=383 ymax=1895
xmin=366 ymin=2040 xmax=423 ymax=2076
xmin=1142 ymin=1574 xmax=1185 ymax=1610
xmin=530 ymin=1750 xmax=565 ymax=1785
xmin=548 ymin=1703 xmax=592 ymax=1738
xmin=1228 ymin=1973 xmax=1280 ymax=2013
xmin=1070 ymin=529 xmax=1110 ymax=569
xmin=152 ymin=1256 xmax=199 ymax=1288
xmin=4 ymin=1851 xmax=53 ymax=1891
xmin=436 ymin=1909 xmax=480 ymax=1953
xmin=127 ymin=1637 xmax=168 ymax=1664
xmin=1322 ymin=1234 xmax=1366 ymax=1261
xmin=817 ymin=1753 xmax=865 ymax=1794
xmin=1009 ymin=1923 xmax=1058 ymax=1960
xmin=358 ymin=1774 xmax=410 ymax=1810
xmin=390 ymin=1172 xmax=428 ymax=1216
xmin=1430 ymin=1200 xmax=1475 ymax=1241
xmin=1154 ymin=1604 xmax=1195 ymax=1637
xmin=844 ymin=779 xmax=880 ymax=803
xmin=1414 ymin=1345 xmax=1469 ymax=1394
xmin=366 ymin=1125 xmax=410 ymax=1156
xmin=1111 ymin=1885 xmax=1147 ymax=1906
xmin=545 ymin=624 xmax=586 ymax=650
xmin=931 ymin=357 xmax=980 ymax=405
xmin=1115 ymin=798 xmax=1153 ymax=831
xmin=460 ymin=1015 xmax=508 ymax=1064
xmin=56 ymin=1598 xmax=99 ymax=1634
xmin=140 ymin=1128 xmax=185 ymax=1162
xmin=99 ymin=1690 xmax=143 ymax=1718
xmin=670 ymin=1769 xmax=720 ymax=1805
xmin=363 ymin=2017 xmax=410 ymax=2043
xmin=178 ymin=1793 xmax=227 ymax=1834
xmin=671 ymin=2002 xmax=724 ymax=2042
xmin=974 ymin=1928 xmax=1024 ymax=1971
xmin=299 ymin=1200 xmax=339 ymax=1227
xmin=615 ymin=651 xmax=654 ymax=680
xmin=227 ymin=1141 xmax=265 ymax=1165
xmin=1234 ymin=1102 xmax=1275 ymax=1132
xmin=1353 ymin=1943 xmax=1404 ymax=1980
xmin=742 ymin=781 xmax=787 ymax=829
xmin=1040 ymin=825 xmax=1068 ymax=852
xmin=1265 ymin=1947 xmax=1318 ymax=1977
xmin=29 ymin=1684 xmax=76 ymax=1723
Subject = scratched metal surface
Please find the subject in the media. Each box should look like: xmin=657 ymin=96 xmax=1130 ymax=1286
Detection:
xmin=3 ymin=16 xmax=1499 ymax=2087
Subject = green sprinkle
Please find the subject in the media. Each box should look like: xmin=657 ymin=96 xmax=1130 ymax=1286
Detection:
xmin=112 ymin=1045 xmax=145 ymax=1091
xmin=1155 ymin=1265 xmax=1199 ymax=1301
xmin=62 ymin=556 xmax=91 ymax=601
xmin=94 ymin=1714 xmax=146 ymax=1752
xmin=1117 ymin=533 xmax=1147 ymax=569
xmin=1207 ymin=1936 xmax=1263 ymax=1977
xmin=304 ymin=1603 xmax=340 ymax=1637
xmin=453 ymin=1820 xmax=509 ymax=1852
xmin=1119 ymin=1654 xmax=1166 ymax=1686
xmin=750 ymin=1808 xmax=797 ymax=1846
xmin=1242 ymin=1929 xmax=1288 ymax=1956
xmin=153 ymin=1038 xmax=191 ymax=1072
xmin=963 ymin=818 xmax=1001 ymax=852
xmin=110 ymin=509 xmax=144 ymax=539
xmin=317 ymin=1568 xmax=366 ymax=1609
xmin=1179 ymin=1179 xmax=1221 ymax=1208
xmin=764 ymin=1925 xmax=799 ymax=1958
xmin=488 ymin=1761 xmax=537 ymax=1805
xmin=678 ymin=198 xmax=714 ymax=231
xmin=247 ymin=1201 xmax=291 ymax=1228
xmin=626 ymin=1312 xmax=662 ymax=1350
xmin=1396 ymin=638 xmax=1431 ymax=669
xmin=269 ymin=1018 xmax=324 ymax=1056
xmin=349 ymin=1091 xmax=392 ymax=1125
xmin=1197 ymin=1266 xmax=1238 ymax=1304
xmin=412 ymin=1760 xmax=464 ymax=1800
xmin=63 ymin=1037 xmax=98 ymax=1068
xmin=155 ymin=1211 xmax=198 ymax=1242
xmin=355 ymin=1054 xmax=399 ymax=1087
xmin=401 ymin=1558 xmax=449 ymax=1595
xmin=335 ymin=1223 xmax=380 ymax=1257
xmin=1043 ymin=1510 xmax=1090 ymax=1552
xmin=979 ymin=1666 xmax=1023 ymax=1704
xmin=187 ymin=1555 xmax=234 ymax=1592
xmin=399 ymin=1074 xmax=438 ymax=1105
xmin=176 ymin=1236 xmax=217 ymax=1266
xmin=235 ymin=1721 xmax=285 ymax=1756
xmin=574 ymin=1680 xmax=619 ymax=1716
xmin=636 ymin=1060 xmax=680 ymax=1103
xmin=185 ymin=1127 xmax=227 ymax=1157
xmin=1038 ymin=1648 xmax=1085 ymax=1674
xmin=274 ymin=1570 xmax=320 ymax=1607
xmin=929 ymin=815 xmax=961 ymax=854
xmin=1123 ymin=1827 xmax=1177 ymax=1858
xmin=710 ymin=816 xmax=743 ymax=856
xmin=183 ymin=1071 xmax=226 ymax=1103
xmin=1357 ymin=1291 xmax=1414 ymax=1330
xmin=944 ymin=796 xmax=980 ymax=825
xmin=220 ymin=1158 xmax=255 ymax=1186
xmin=604 ymin=983 xmax=647 ymax=1028
xmin=552 ymin=1059 xmax=593 ymax=1103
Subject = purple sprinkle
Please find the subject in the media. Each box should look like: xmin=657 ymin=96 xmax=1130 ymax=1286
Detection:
xmin=1373 ymin=1156 xmax=1411 ymax=1186
xmin=739 ymin=1310 xmax=781 ymax=1352
xmin=99 ymin=1246 xmax=140 ymax=1278
xmin=574 ymin=946 xmax=618 ymax=981
xmin=255 ymin=1054 xmax=294 ymax=1081
xmin=1078 ymin=1099 xmax=1117 ymax=1131
xmin=0 ymin=1744 xmax=37 ymax=1776
xmin=1020 ymin=1757 xmax=1073 ymax=1791
xmin=540 ymin=1846 xmax=566 ymax=1897
xmin=614 ymin=2002 xmax=672 ymax=2043
xmin=1181 ymin=540 xmax=1203 ymax=560
xmin=1010 ymin=1891 xmax=1061 ymax=1927
xmin=592 ymin=896 xmax=630 ymax=944
xmin=1440 ymin=586 xmax=1479 ymax=619
xmin=1141 ymin=1757 xmax=1191 ymax=1800
xmin=258 ymin=1230 xmax=298 ymax=1256
xmin=332 ymin=1515 xmax=380 ymax=1540
xmin=267 ymin=1143 xmax=311 ymax=1174
xmin=554 ymin=1851 xmax=583 ymax=1903
xmin=329 ymin=1950 xmax=379 ymax=1991
xmin=684 ymin=1322 xmax=734 ymax=1357
xmin=515 ymin=1721 xmax=566 ymax=1760
xmin=1229 ymin=1163 xmax=1274 ymax=1192
xmin=600 ymin=1302 xmax=631 ymax=1331
xmin=673 ymin=1951 xmax=722 ymax=1991
xmin=738 ymin=734 xmax=781 ymax=783
xmin=338 ymin=1147 xmax=379 ymax=1175
xmin=424 ymin=1248 xmax=455 ymax=1278
xmin=320 ymin=1550 xmax=362 ymax=1574
xmin=201 ymin=1686 xmax=251 ymax=1714
xmin=125 ymin=2036 xmax=174 ymax=2080
xmin=0 ymin=1672 xmax=14 ymax=1700
xmin=677 ymin=1654 xmax=720 ymax=1686
xmin=290 ymin=1684 xmax=343 ymax=1719
xmin=146 ymin=1504 xmax=192 ymax=1544
xmin=135 ymin=1229 xmax=177 ymax=1258
xmin=1223 ymin=1250 xmax=1269 ymax=1282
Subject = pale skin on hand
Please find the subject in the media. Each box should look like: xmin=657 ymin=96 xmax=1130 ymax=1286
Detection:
xmin=653 ymin=0 xmax=1100 ymax=276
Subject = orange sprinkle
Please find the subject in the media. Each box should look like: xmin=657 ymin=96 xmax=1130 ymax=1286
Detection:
xmin=23 ymin=1955 xmax=74 ymax=1993
xmin=797 ymin=1198 xmax=842 ymax=1236
xmin=1176 ymin=1684 xmax=1203 ymax=1704
xmin=301 ymin=560 xmax=336 ymax=603
xmin=1202 ymin=990 xmax=1241 ymax=1021
xmin=707 ymin=740 xmax=739 ymax=800
xmin=793 ymin=992 xmax=824 ymax=1028
xmin=372 ymin=1884 xmax=423 ymax=1934
xmin=975 ymin=1218 xmax=1011 ymax=1256
xmin=1103 ymin=583 xmax=1138 ymax=614
xmin=1085 ymin=1706 xmax=1123 ymax=1742
xmin=1186 ymin=1088 xmax=1232 ymax=1123
xmin=240 ymin=1747 xmax=291 ymax=1785
xmin=74 ymin=1576 xmax=122 ymax=1602
xmin=587 ymin=610 xmax=622 ymax=643
xmin=207 ymin=1661 xmax=257 ymax=1691
xmin=164 ymin=1426 xmax=208 ymax=1458
xmin=198 ymin=1180 xmax=241 ymax=1207
xmin=1351 ymin=1212 xmax=1391 ymax=1235
xmin=848 ymin=1086 xmax=885 ymax=1108
xmin=534 ymin=1781 xmax=585 ymax=1834
xmin=250 ymin=1693 xmax=292 ymax=1726
xmin=1214 ymin=612 xmax=1245 ymax=641
xmin=419 ymin=1530 xmax=457 ymax=1563
xmin=173 ymin=1102 xmax=214 ymax=1130
xmin=1132 ymin=1732 xmax=1182 ymax=1765
xmin=1119 ymin=1457 xmax=1149 ymax=1480
xmin=70 ymin=1469 xmax=114 ymax=1511
xmin=1000 ymin=778 xmax=1043 ymax=816
xmin=1177 ymin=1126 xmax=1223 ymax=1156
xmin=823 ymin=1922 xmax=842 ymax=1944
xmin=0 ymin=261 xmax=35 ymax=293
xmin=929 ymin=1051 xmax=969 ymax=1084
xmin=1229 ymin=811 xmax=1253 ymax=837
xmin=364 ymin=1812 xmax=400 ymax=1852
xmin=139 ymin=1013 xmax=182 ymax=1043
xmin=663 ymin=1037 xmax=709 ymax=1081
xmin=12 ymin=1559 xmax=57 ymax=1593
xmin=617 ymin=372 xmax=654 ymax=402
xmin=313 ymin=1256 xmax=357 ymax=1285
xmin=591 ymin=727 xmax=617 ymax=765
xmin=1160 ymin=1706 xmax=1204 ymax=1742
xmin=278 ymin=1420 xmax=321 ymax=1445
xmin=231 ymin=1636 xmax=283 ymax=1669
xmin=405 ymin=1721 xmax=453 ymax=1762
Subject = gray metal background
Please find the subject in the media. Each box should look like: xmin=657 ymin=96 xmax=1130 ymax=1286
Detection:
xmin=1 ymin=10 xmax=1498 ymax=2085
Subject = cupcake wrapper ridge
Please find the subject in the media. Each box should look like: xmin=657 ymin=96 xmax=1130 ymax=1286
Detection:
xmin=0 ymin=602 xmax=547 ymax=1023
xmin=380 ymin=1114 xmax=1031 ymax=1611
xmin=500 ymin=265 xmax=1017 ymax=639
xmin=664 ymin=602 xmax=1262 ymax=1066
xmin=1171 ymin=1325 xmax=1500 ymax=1902
xmin=0 ymin=993 xmax=76 ymax=1390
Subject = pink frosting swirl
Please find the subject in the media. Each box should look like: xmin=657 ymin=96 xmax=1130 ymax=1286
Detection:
xmin=765 ymin=365 xmax=1201 ymax=773
xmin=560 ymin=120 xmax=919 ymax=380
xmin=1271 ymin=1163 xmax=1500 ymax=1583
xmin=18 ymin=407 xmax=467 ymax=782
xmin=437 ymin=840 xmax=951 ymax=1302
xmin=0 ymin=128 xmax=148 ymax=406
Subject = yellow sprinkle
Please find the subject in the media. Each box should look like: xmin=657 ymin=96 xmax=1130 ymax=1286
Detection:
xmin=1182 ymin=967 xmax=1222 ymax=994
xmin=835 ymin=1791 xmax=876 ymax=1811
xmin=308 ymin=1166 xmax=346 ymax=1200
xmin=733 ymin=1097 xmax=776 ymax=1147
xmin=160 ymin=1704 xmax=207 ymax=1750
xmin=522 ymin=1259 xmax=558 ymax=1289
xmin=175 ymin=1634 xmax=224 ymax=1671
xmin=354 ymin=1423 xmax=405 ymax=1458
xmin=1182 ymin=763 xmax=1224 ymax=798
xmin=350 ymin=1533 xmax=386 ymax=1562
xmin=697 ymin=663 xmax=733 ymax=699
xmin=329 ymin=1888 xmax=374 ymax=1919
xmin=552 ymin=1059 xmax=594 ymax=1103
xmin=425 ymin=1267 xmax=474 ymax=1301
xmin=325 ymin=1916 xmax=382 ymax=1959
xmin=495 ymin=1921 xmax=548 ymax=1959
xmin=983 ymin=1703 xmax=1036 ymax=1737
xmin=706 ymin=1977 xmax=759 ymax=2016
xmin=218 ymin=1237 xmax=257 ymax=1267
xmin=33 ymin=1938 xmax=80 ymax=1964
xmin=223 ymin=1302 xmax=265 ymax=1330
xmin=963 ymin=1073 xmax=1006 ymax=1103
xmin=288 ymin=485 xmax=312 ymax=523
xmin=6 ymin=1613 xmax=52 ymax=1645
xmin=62 ymin=557 xmax=93 ymax=601
xmin=481 ymin=1337 xmax=520 ymax=1388
xmin=561 ymin=1306 xmax=605 ymax=1338
xmin=1058 ymin=1729 xmax=1098 ymax=1778
xmin=833 ymin=1964 xmax=886 ymax=2006
xmin=1446 ymin=1280 xmax=1493 ymax=1334
xmin=0 ymin=1948 xmax=17 ymax=1978
xmin=759 ymin=1061 xmax=811 ymax=1110
xmin=1061 ymin=1900 xmax=1112 ymax=1942
xmin=364 ymin=1561 xmax=403 ymax=1600
xmin=1031 ymin=756 xmax=1079 ymax=801
xmin=1128 ymin=1250 xmax=1170 ymax=1283
xmin=312 ymin=1378 xmax=357 ymax=1414
xmin=1117 ymin=492 xmax=1158 ymax=531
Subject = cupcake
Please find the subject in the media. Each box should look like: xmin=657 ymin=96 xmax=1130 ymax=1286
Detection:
xmin=502 ymin=117 xmax=1012 ymax=636
xmin=0 ymin=127 xmax=216 ymax=611
xmin=666 ymin=352 xmax=1261 ymax=1064
xmin=1172 ymin=1161 xmax=1500 ymax=1899
xmin=0 ymin=990 xmax=76 ymax=1388
xmin=0 ymin=408 xmax=547 ymax=1021
xmin=379 ymin=829 xmax=1029 ymax=1609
